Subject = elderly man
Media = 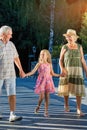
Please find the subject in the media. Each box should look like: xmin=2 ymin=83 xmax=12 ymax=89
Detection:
xmin=0 ymin=25 xmax=25 ymax=122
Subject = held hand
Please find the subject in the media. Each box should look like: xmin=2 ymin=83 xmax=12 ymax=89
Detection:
xmin=19 ymin=70 xmax=26 ymax=78
xmin=24 ymin=73 xmax=30 ymax=78
xmin=61 ymin=68 xmax=68 ymax=76
xmin=24 ymin=73 xmax=31 ymax=78
xmin=59 ymin=73 xmax=65 ymax=77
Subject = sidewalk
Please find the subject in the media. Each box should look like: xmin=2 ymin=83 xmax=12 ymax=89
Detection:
xmin=0 ymin=77 xmax=87 ymax=130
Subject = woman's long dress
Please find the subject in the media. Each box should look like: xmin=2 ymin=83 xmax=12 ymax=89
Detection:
xmin=58 ymin=44 xmax=85 ymax=97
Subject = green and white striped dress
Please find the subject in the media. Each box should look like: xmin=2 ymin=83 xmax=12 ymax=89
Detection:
xmin=58 ymin=44 xmax=85 ymax=97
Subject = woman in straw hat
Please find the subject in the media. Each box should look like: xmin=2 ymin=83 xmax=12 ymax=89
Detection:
xmin=58 ymin=29 xmax=87 ymax=116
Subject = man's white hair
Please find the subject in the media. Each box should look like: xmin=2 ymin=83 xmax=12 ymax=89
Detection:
xmin=0 ymin=25 xmax=12 ymax=35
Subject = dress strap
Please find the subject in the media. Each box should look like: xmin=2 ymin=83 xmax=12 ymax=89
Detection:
xmin=63 ymin=45 xmax=68 ymax=51
xmin=77 ymin=43 xmax=81 ymax=50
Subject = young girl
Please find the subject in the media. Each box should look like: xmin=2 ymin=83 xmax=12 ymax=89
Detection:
xmin=25 ymin=49 xmax=63 ymax=117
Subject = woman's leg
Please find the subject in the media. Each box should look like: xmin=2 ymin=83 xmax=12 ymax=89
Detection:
xmin=44 ymin=92 xmax=49 ymax=116
xmin=76 ymin=96 xmax=84 ymax=116
xmin=64 ymin=95 xmax=70 ymax=112
xmin=35 ymin=92 xmax=44 ymax=113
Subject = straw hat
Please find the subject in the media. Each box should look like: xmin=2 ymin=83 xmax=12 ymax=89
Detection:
xmin=63 ymin=29 xmax=79 ymax=38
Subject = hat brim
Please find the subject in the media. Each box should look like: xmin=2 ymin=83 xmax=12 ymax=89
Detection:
xmin=63 ymin=33 xmax=79 ymax=38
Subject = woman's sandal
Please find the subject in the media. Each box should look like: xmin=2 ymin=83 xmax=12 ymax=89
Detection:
xmin=34 ymin=106 xmax=40 ymax=114
xmin=64 ymin=106 xmax=70 ymax=112
xmin=77 ymin=110 xmax=85 ymax=116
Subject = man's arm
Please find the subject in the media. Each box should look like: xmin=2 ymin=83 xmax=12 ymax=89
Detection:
xmin=14 ymin=57 xmax=25 ymax=77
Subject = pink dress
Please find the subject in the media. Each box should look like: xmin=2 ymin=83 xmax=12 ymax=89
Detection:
xmin=34 ymin=63 xmax=56 ymax=94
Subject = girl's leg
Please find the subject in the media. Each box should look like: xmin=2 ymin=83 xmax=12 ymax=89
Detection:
xmin=76 ymin=96 xmax=84 ymax=116
xmin=64 ymin=96 xmax=70 ymax=112
xmin=35 ymin=92 xmax=44 ymax=113
xmin=44 ymin=92 xmax=49 ymax=116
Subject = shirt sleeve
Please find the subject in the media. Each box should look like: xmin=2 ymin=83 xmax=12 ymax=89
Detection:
xmin=10 ymin=42 xmax=19 ymax=58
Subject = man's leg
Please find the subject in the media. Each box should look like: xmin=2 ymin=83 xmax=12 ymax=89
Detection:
xmin=0 ymin=80 xmax=4 ymax=119
xmin=5 ymin=78 xmax=22 ymax=122
xmin=8 ymin=95 xmax=16 ymax=112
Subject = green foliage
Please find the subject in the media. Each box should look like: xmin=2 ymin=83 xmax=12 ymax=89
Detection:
xmin=52 ymin=44 xmax=62 ymax=58
xmin=54 ymin=0 xmax=85 ymax=44
xmin=0 ymin=0 xmax=87 ymax=50
xmin=79 ymin=12 xmax=87 ymax=54
xmin=0 ymin=0 xmax=87 ymax=56
xmin=0 ymin=0 xmax=50 ymax=52
xmin=0 ymin=0 xmax=87 ymax=74
xmin=66 ymin=0 xmax=78 ymax=4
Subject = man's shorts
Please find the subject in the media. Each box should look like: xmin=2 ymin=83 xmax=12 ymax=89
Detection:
xmin=0 ymin=78 xmax=16 ymax=96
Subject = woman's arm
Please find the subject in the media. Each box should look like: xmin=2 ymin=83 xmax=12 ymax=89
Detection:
xmin=59 ymin=46 xmax=68 ymax=76
xmin=80 ymin=46 xmax=87 ymax=76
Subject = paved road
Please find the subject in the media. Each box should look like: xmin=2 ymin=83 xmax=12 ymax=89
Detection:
xmin=0 ymin=77 xmax=87 ymax=130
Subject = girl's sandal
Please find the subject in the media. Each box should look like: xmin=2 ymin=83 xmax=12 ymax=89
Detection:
xmin=34 ymin=106 xmax=40 ymax=114
xmin=44 ymin=111 xmax=49 ymax=117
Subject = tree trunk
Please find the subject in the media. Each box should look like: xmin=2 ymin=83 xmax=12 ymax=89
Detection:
xmin=49 ymin=0 xmax=55 ymax=54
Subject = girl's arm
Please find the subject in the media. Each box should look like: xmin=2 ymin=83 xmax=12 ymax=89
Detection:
xmin=26 ymin=63 xmax=40 ymax=77
xmin=50 ymin=64 xmax=64 ymax=77
xmin=80 ymin=46 xmax=87 ymax=76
